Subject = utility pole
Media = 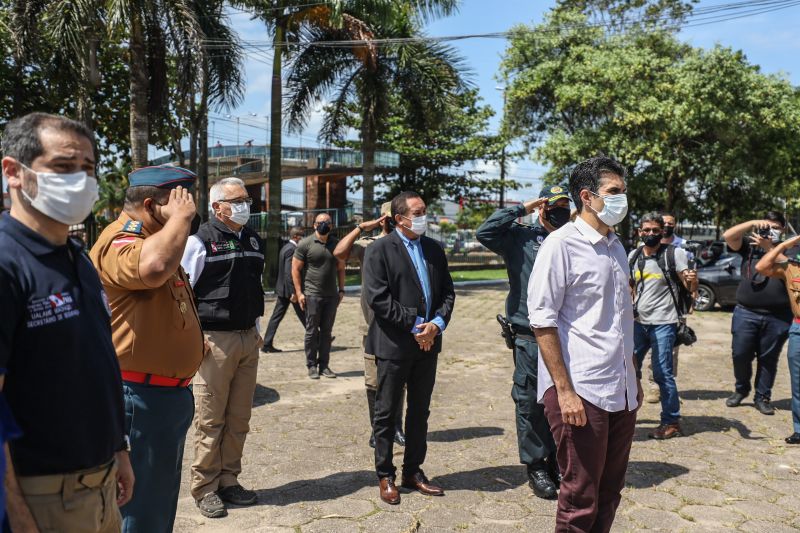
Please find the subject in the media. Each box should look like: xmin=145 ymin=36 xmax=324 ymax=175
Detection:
xmin=495 ymin=85 xmax=508 ymax=208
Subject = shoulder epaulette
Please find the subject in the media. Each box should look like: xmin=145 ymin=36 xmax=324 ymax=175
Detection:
xmin=121 ymin=220 xmax=143 ymax=235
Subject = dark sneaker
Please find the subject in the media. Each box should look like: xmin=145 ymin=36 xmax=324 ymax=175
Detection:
xmin=320 ymin=367 xmax=337 ymax=378
xmin=527 ymin=465 xmax=557 ymax=500
xmin=308 ymin=367 xmax=320 ymax=380
xmin=261 ymin=345 xmax=282 ymax=353
xmin=218 ymin=484 xmax=258 ymax=506
xmin=726 ymin=392 xmax=746 ymax=407
xmin=785 ymin=433 xmax=800 ymax=444
xmin=649 ymin=423 xmax=683 ymax=439
xmin=196 ymin=492 xmax=227 ymax=518
xmin=754 ymin=397 xmax=775 ymax=415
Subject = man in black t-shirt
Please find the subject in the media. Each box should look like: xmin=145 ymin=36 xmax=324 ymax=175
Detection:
xmin=0 ymin=113 xmax=133 ymax=532
xmin=722 ymin=211 xmax=792 ymax=415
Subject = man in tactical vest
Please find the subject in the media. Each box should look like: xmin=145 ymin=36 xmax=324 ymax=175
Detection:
xmin=181 ymin=177 xmax=265 ymax=518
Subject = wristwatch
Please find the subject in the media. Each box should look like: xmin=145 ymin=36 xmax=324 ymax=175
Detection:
xmin=356 ymin=224 xmax=363 ymax=232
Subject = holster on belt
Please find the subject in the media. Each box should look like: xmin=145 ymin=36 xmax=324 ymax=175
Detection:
xmin=496 ymin=314 xmax=516 ymax=350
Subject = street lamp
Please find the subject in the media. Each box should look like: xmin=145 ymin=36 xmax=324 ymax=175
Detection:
xmin=495 ymin=85 xmax=507 ymax=209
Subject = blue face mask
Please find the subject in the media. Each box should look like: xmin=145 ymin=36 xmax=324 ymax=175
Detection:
xmin=588 ymin=191 xmax=628 ymax=226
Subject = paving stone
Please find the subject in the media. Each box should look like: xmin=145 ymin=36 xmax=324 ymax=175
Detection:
xmin=168 ymin=293 xmax=798 ymax=532
xmin=737 ymin=520 xmax=800 ymax=533
xmin=679 ymin=504 xmax=744 ymax=527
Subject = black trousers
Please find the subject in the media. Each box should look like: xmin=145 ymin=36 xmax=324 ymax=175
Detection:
xmin=374 ymin=354 xmax=437 ymax=479
xmin=263 ymin=296 xmax=305 ymax=347
xmin=731 ymin=305 xmax=791 ymax=400
xmin=304 ymin=295 xmax=338 ymax=369
xmin=512 ymin=335 xmax=555 ymax=466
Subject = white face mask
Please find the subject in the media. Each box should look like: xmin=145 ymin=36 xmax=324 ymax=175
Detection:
xmin=19 ymin=164 xmax=98 ymax=225
xmin=403 ymin=214 xmax=427 ymax=236
xmin=770 ymin=228 xmax=782 ymax=244
xmin=588 ymin=191 xmax=628 ymax=227
xmin=226 ymin=202 xmax=250 ymax=225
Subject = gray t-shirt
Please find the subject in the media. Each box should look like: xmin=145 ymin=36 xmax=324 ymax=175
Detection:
xmin=629 ymin=246 xmax=689 ymax=325
xmin=294 ymin=235 xmax=339 ymax=297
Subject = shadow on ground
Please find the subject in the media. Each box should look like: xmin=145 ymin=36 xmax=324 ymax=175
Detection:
xmin=679 ymin=389 xmax=731 ymax=401
xmin=255 ymin=470 xmax=374 ymax=505
xmin=772 ymin=398 xmax=792 ymax=411
xmin=431 ymin=465 xmax=526 ymax=492
xmin=336 ymin=370 xmax=365 ymax=378
xmin=634 ymin=416 xmax=760 ymax=441
xmin=428 ymin=426 xmax=504 ymax=442
xmin=626 ymin=461 xmax=689 ymax=488
xmin=252 ymin=384 xmax=280 ymax=407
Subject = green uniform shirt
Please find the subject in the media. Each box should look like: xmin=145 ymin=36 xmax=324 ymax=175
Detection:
xmin=294 ymin=234 xmax=340 ymax=297
xmin=476 ymin=204 xmax=550 ymax=331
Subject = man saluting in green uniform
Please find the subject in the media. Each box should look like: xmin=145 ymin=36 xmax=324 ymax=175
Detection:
xmin=476 ymin=186 xmax=571 ymax=500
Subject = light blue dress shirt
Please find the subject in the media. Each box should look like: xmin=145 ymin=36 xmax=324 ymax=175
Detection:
xmin=397 ymin=231 xmax=447 ymax=334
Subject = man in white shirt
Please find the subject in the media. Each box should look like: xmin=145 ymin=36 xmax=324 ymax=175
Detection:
xmin=528 ymin=157 xmax=641 ymax=533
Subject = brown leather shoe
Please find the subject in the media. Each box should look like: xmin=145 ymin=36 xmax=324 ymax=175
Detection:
xmin=379 ymin=477 xmax=400 ymax=505
xmin=649 ymin=423 xmax=683 ymax=439
xmin=401 ymin=471 xmax=444 ymax=496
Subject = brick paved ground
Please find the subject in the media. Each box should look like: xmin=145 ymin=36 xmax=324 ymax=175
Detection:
xmin=174 ymin=287 xmax=800 ymax=532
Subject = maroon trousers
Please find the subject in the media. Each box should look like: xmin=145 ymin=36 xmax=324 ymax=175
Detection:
xmin=542 ymin=387 xmax=637 ymax=533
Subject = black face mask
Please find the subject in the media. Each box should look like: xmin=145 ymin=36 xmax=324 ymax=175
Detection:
xmin=190 ymin=213 xmax=201 ymax=235
xmin=316 ymin=221 xmax=331 ymax=235
xmin=663 ymin=226 xmax=675 ymax=237
xmin=643 ymin=234 xmax=662 ymax=247
xmin=544 ymin=207 xmax=571 ymax=229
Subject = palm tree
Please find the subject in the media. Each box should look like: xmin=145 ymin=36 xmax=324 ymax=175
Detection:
xmin=285 ymin=3 xmax=467 ymax=216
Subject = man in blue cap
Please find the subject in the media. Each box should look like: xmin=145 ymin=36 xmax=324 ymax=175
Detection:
xmin=90 ymin=165 xmax=205 ymax=533
xmin=476 ymin=185 xmax=571 ymax=500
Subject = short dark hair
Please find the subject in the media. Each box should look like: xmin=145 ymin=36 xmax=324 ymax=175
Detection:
xmin=391 ymin=191 xmax=422 ymax=218
xmin=289 ymin=226 xmax=304 ymax=238
xmin=659 ymin=210 xmax=675 ymax=220
xmin=765 ymin=211 xmax=786 ymax=227
xmin=124 ymin=186 xmax=171 ymax=210
xmin=568 ymin=157 xmax=626 ymax=213
xmin=1 ymin=112 xmax=95 ymax=166
xmin=640 ymin=212 xmax=664 ymax=227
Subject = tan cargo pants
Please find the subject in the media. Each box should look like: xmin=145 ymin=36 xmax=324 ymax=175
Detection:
xmin=19 ymin=460 xmax=121 ymax=533
xmin=191 ymin=328 xmax=261 ymax=500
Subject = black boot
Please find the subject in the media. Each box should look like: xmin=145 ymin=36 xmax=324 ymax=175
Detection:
xmin=546 ymin=453 xmax=562 ymax=489
xmin=367 ymin=389 xmax=377 ymax=448
xmin=527 ymin=462 xmax=557 ymax=500
xmin=394 ymin=389 xmax=406 ymax=446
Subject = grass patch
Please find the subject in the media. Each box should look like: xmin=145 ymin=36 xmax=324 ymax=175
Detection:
xmin=343 ymin=268 xmax=507 ymax=288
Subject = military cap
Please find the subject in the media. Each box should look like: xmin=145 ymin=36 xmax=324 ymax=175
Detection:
xmin=539 ymin=184 xmax=569 ymax=205
xmin=128 ymin=165 xmax=197 ymax=189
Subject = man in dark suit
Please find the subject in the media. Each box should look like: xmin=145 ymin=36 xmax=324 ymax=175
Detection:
xmin=363 ymin=191 xmax=456 ymax=505
xmin=262 ymin=227 xmax=306 ymax=353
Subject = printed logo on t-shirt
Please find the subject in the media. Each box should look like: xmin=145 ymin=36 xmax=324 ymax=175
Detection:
xmin=26 ymin=292 xmax=80 ymax=328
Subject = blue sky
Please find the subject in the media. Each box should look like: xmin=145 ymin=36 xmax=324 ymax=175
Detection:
xmin=204 ymin=0 xmax=800 ymax=202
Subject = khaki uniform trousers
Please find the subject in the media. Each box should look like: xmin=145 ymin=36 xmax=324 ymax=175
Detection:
xmin=191 ymin=328 xmax=261 ymax=499
xmin=19 ymin=460 xmax=121 ymax=533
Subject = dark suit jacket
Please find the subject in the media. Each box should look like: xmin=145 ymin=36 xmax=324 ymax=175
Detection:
xmin=363 ymin=231 xmax=455 ymax=359
xmin=276 ymin=241 xmax=296 ymax=298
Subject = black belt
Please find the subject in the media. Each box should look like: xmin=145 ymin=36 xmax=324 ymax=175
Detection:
xmin=511 ymin=325 xmax=536 ymax=341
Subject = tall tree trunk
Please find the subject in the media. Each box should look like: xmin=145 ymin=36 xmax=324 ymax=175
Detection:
xmin=77 ymin=38 xmax=99 ymax=130
xmin=129 ymin=12 xmax=149 ymax=168
xmin=198 ymin=58 xmax=210 ymax=223
xmin=189 ymin=98 xmax=198 ymax=173
xmin=265 ymin=15 xmax=285 ymax=288
xmin=361 ymin=111 xmax=376 ymax=218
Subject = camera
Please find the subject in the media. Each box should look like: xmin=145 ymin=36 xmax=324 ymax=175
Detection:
xmin=757 ymin=227 xmax=771 ymax=239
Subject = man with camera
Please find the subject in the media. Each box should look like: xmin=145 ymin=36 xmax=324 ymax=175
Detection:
xmin=722 ymin=212 xmax=792 ymax=415
xmin=629 ymin=213 xmax=697 ymax=439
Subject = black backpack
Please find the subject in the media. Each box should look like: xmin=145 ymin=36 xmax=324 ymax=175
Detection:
xmin=629 ymin=244 xmax=693 ymax=317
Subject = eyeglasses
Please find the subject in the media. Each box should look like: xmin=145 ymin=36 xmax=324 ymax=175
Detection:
xmin=640 ymin=228 xmax=663 ymax=235
xmin=221 ymin=197 xmax=252 ymax=206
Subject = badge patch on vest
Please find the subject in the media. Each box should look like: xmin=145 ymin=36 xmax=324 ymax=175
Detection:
xmin=210 ymin=240 xmax=238 ymax=253
xmin=537 ymin=235 xmax=545 ymax=245
xmin=250 ymin=236 xmax=259 ymax=250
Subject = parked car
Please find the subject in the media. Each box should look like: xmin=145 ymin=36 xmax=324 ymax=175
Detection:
xmin=695 ymin=251 xmax=741 ymax=312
